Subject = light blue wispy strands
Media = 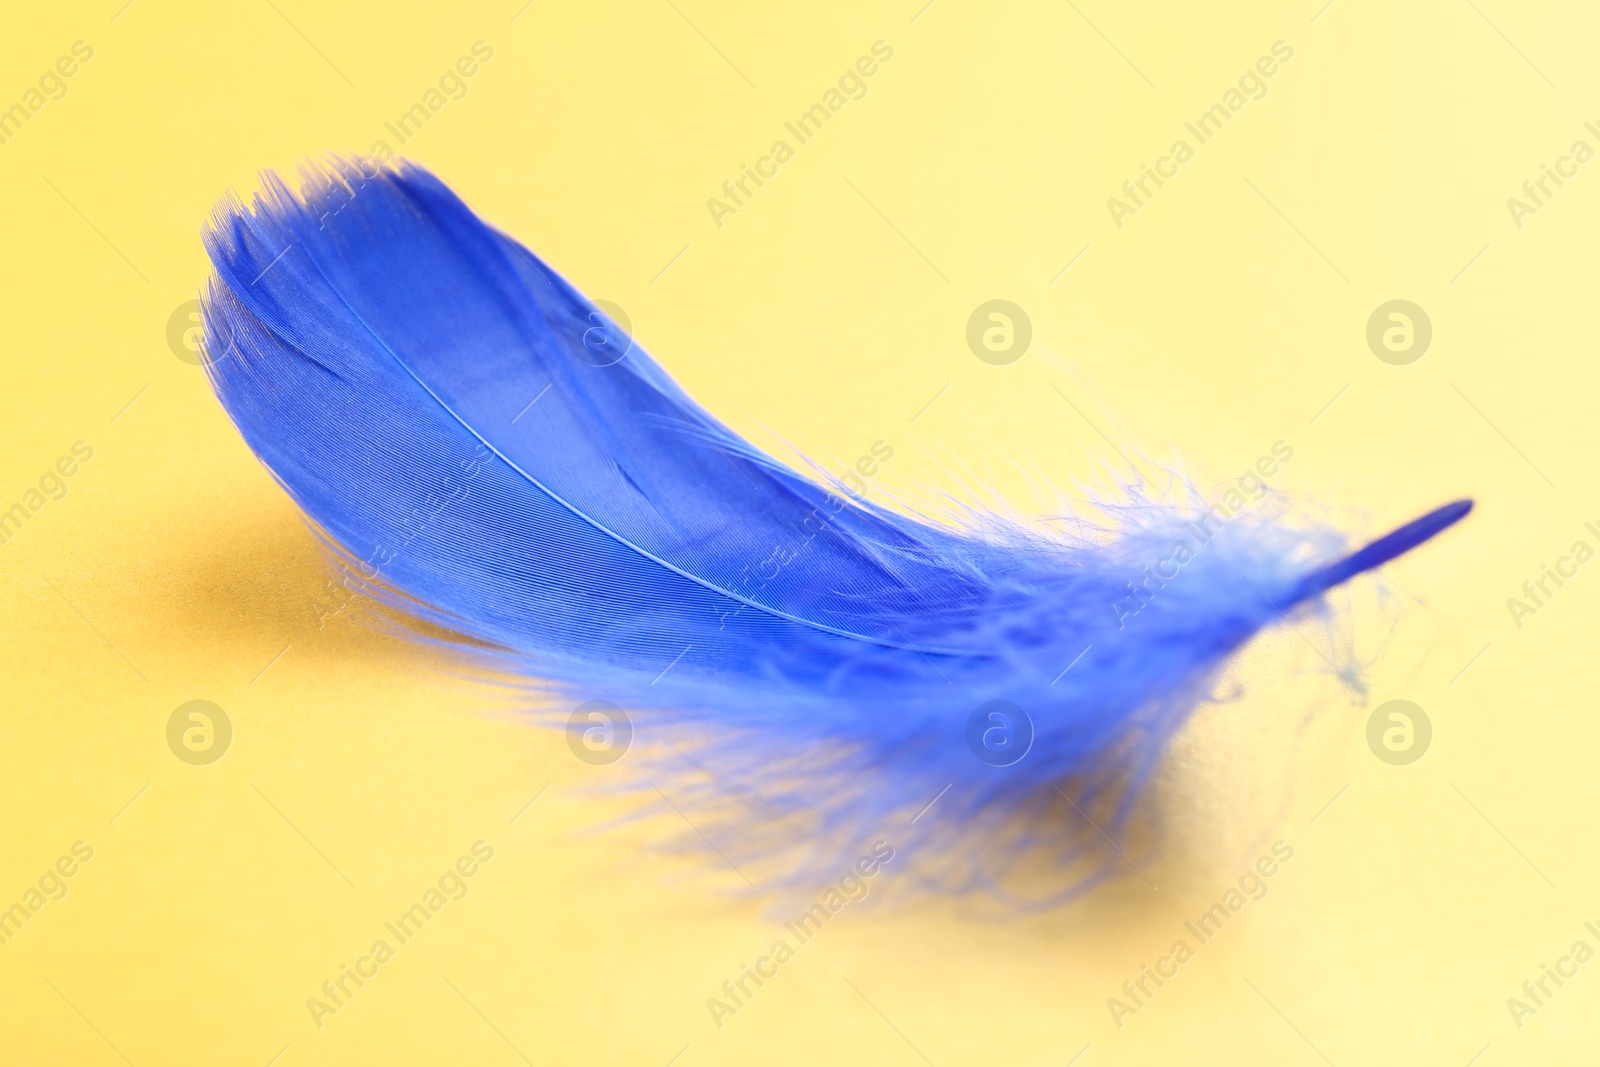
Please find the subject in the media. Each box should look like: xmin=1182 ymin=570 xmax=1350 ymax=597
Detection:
xmin=200 ymin=159 xmax=1471 ymax=902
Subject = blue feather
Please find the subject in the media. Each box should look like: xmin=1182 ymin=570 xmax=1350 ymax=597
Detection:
xmin=200 ymin=158 xmax=1471 ymax=899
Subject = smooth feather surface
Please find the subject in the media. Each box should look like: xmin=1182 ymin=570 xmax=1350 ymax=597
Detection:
xmin=200 ymin=158 xmax=1470 ymax=900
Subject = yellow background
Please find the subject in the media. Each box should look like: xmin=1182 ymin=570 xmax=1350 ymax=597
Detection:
xmin=1 ymin=0 xmax=1595 ymax=1063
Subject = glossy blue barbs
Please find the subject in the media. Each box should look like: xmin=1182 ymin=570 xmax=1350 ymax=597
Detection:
xmin=200 ymin=158 xmax=1472 ymax=898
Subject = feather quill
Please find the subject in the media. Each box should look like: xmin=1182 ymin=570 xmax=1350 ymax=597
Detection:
xmin=200 ymin=158 xmax=1470 ymax=899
